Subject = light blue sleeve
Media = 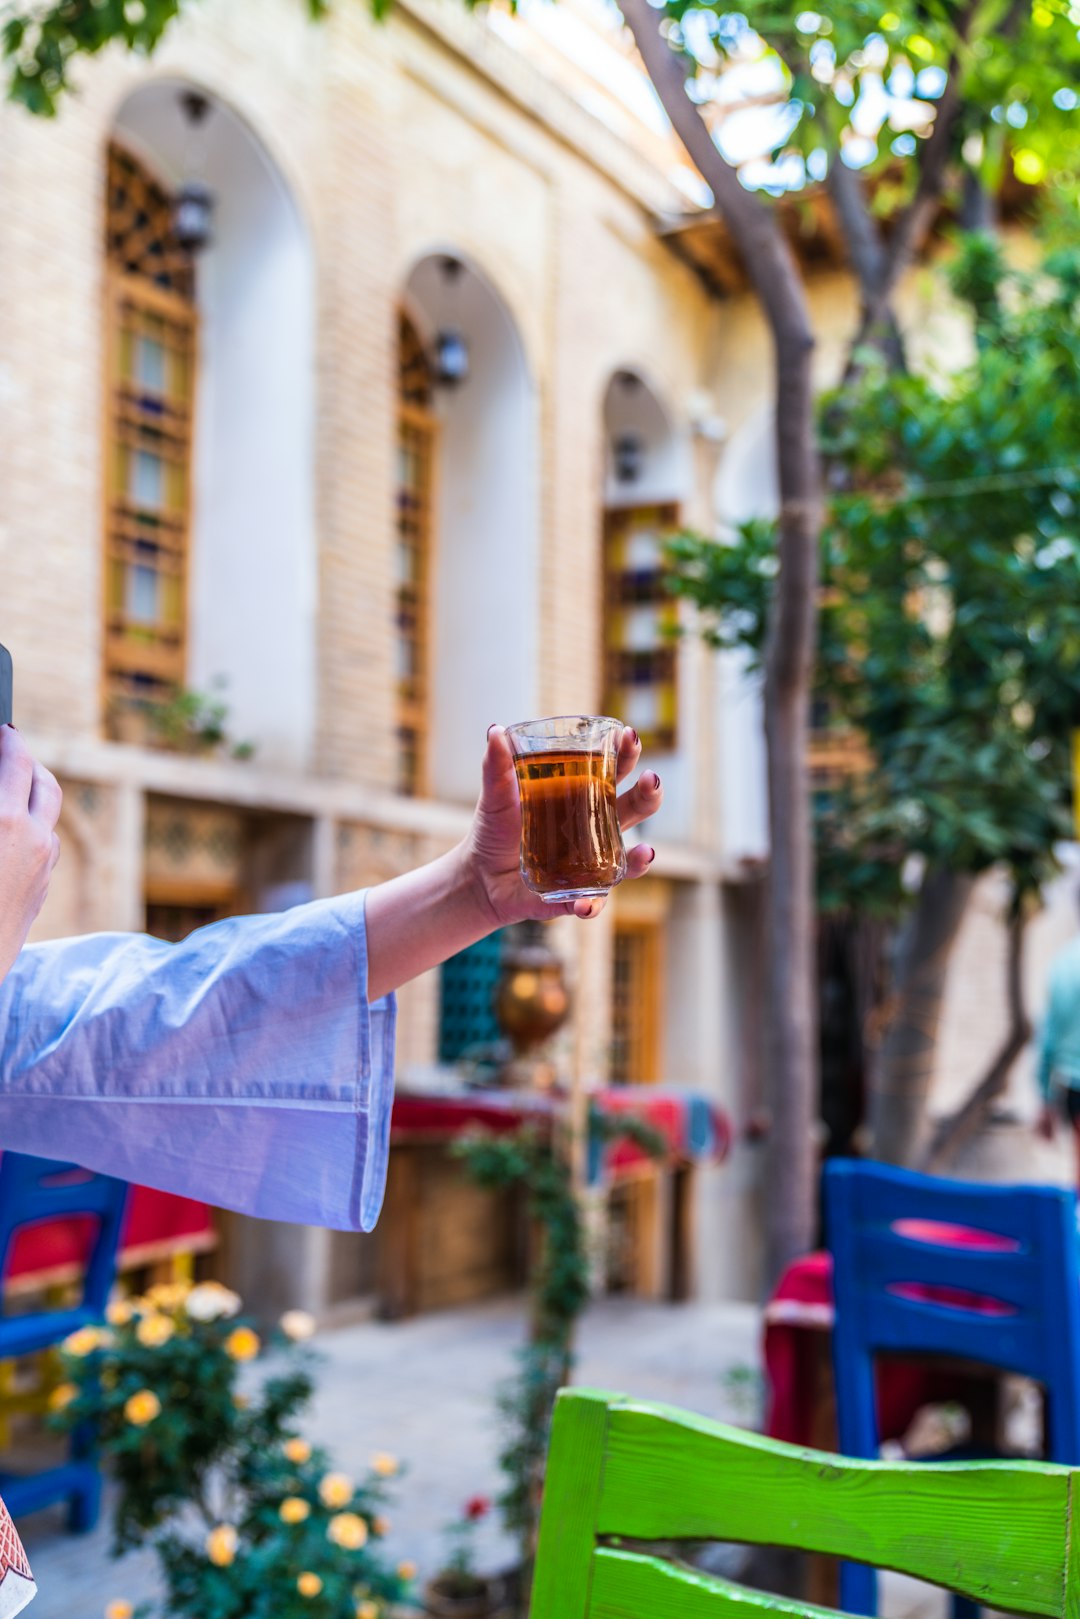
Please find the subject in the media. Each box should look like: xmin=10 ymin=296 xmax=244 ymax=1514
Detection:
xmin=0 ymin=892 xmax=397 ymax=1232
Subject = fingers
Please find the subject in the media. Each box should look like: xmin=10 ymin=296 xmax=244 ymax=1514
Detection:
xmin=480 ymin=724 xmax=516 ymax=796
xmin=567 ymin=894 xmax=607 ymax=920
xmin=624 ymin=842 xmax=656 ymax=881
xmin=615 ymin=726 xmax=642 ymax=785
xmin=0 ymin=725 xmax=33 ymax=812
xmin=29 ymin=761 xmax=62 ymax=829
xmin=617 ymin=769 xmax=662 ymax=831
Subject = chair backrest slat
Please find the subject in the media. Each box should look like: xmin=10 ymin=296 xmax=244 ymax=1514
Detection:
xmin=529 ymin=1390 xmax=1075 ymax=1619
xmin=590 ymin=1548 xmax=837 ymax=1619
xmin=825 ymin=1160 xmax=1080 ymax=1459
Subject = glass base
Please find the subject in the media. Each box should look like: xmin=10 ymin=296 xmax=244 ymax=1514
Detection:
xmin=540 ymin=886 xmax=611 ymax=904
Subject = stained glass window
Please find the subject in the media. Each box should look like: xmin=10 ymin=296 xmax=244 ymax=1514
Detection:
xmin=603 ymin=504 xmax=679 ymax=751
xmin=103 ymin=143 xmax=197 ymax=732
xmin=396 ymin=313 xmax=436 ymax=795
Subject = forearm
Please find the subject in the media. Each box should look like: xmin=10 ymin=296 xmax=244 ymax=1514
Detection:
xmin=364 ymin=843 xmax=495 ymax=1003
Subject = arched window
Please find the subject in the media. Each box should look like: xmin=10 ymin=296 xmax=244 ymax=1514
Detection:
xmin=396 ymin=312 xmax=436 ymax=795
xmin=103 ymin=143 xmax=197 ymax=731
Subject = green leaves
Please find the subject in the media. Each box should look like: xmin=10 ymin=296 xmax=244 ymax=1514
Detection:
xmin=51 ymin=1288 xmax=407 ymax=1617
xmin=669 ymin=225 xmax=1080 ymax=917
xmin=4 ymin=0 xmax=182 ymax=116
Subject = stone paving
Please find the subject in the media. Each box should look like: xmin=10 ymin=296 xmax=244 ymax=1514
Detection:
xmin=16 ymin=1294 xmax=945 ymax=1619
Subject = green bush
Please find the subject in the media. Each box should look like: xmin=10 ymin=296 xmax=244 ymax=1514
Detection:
xmin=51 ymin=1281 xmax=413 ymax=1619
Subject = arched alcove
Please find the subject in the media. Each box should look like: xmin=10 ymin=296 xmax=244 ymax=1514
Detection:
xmin=600 ymin=367 xmax=691 ymax=837
xmin=111 ymin=80 xmax=316 ymax=770
xmin=404 ymin=253 xmax=539 ymax=804
xmin=712 ymin=406 xmax=774 ymax=864
xmin=602 ymin=367 xmax=686 ymax=512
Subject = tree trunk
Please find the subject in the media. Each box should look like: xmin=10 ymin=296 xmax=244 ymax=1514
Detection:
xmin=870 ymin=867 xmax=975 ymax=1166
xmin=918 ymin=901 xmax=1030 ymax=1171
xmin=619 ymin=0 xmax=821 ymax=1288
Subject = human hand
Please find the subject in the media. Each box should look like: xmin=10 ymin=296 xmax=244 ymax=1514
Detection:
xmin=1037 ymin=1103 xmax=1058 ymax=1143
xmin=460 ymin=723 xmax=662 ymax=927
xmin=0 ymin=726 xmax=62 ymax=985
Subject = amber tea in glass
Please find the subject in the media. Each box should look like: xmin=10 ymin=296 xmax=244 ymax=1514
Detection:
xmin=506 ymin=715 xmax=627 ymax=903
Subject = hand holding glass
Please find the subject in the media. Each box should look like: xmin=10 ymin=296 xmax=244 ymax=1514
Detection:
xmin=505 ymin=716 xmax=628 ymax=903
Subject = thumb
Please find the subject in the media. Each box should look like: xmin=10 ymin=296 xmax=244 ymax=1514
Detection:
xmin=480 ymin=724 xmax=516 ymax=801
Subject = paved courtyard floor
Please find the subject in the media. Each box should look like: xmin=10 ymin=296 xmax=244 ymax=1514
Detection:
xmin=16 ymin=1294 xmax=948 ymax=1619
xmin=18 ymin=1296 xmax=759 ymax=1617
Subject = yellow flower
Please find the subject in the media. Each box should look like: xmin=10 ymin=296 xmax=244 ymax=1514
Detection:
xmin=356 ymin=1604 xmax=379 ymax=1619
xmin=146 ymin=1280 xmax=191 ymax=1310
xmin=63 ymin=1326 xmax=107 ymax=1357
xmin=283 ymin=1437 xmax=312 ymax=1465
xmin=185 ymin=1282 xmax=242 ymax=1322
xmin=297 ymin=1573 xmax=323 ymax=1598
xmin=48 ymin=1382 xmax=78 ymax=1413
xmin=124 ymin=1389 xmax=161 ymax=1427
xmin=223 ymin=1326 xmax=260 ymax=1362
xmin=279 ymin=1496 xmax=311 ymax=1524
xmin=106 ymin=1299 xmax=135 ymax=1327
xmin=105 ymin=1602 xmax=134 ymax=1619
xmin=136 ymin=1313 xmax=175 ymax=1348
xmin=206 ymin=1524 xmax=238 ymax=1567
xmin=372 ymin=1515 xmax=390 ymax=1537
xmin=280 ymin=1309 xmax=316 ymax=1341
xmin=370 ymin=1452 xmax=397 ymax=1477
xmin=397 ymin=1561 xmax=417 ymax=1582
xmin=318 ymin=1471 xmax=354 ymax=1509
xmin=327 ymin=1512 xmax=369 ymax=1550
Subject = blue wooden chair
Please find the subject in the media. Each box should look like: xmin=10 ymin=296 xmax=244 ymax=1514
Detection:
xmin=0 ymin=1153 xmax=129 ymax=1531
xmin=825 ymin=1158 xmax=1080 ymax=1616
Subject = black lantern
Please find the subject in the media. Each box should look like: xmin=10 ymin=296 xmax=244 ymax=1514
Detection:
xmin=613 ymin=431 xmax=644 ymax=484
xmin=174 ymin=90 xmax=214 ymax=255
xmin=434 ymin=327 xmax=469 ymax=389
xmin=174 ymin=180 xmax=214 ymax=254
xmin=433 ymin=257 xmax=469 ymax=389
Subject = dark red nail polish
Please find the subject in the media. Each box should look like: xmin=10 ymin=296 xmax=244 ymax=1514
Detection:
xmin=628 ymin=728 xmax=640 ymax=746
xmin=486 ymin=723 xmax=498 ymax=738
xmin=648 ymin=772 xmax=661 ymax=792
xmin=646 ymin=846 xmax=656 ymax=863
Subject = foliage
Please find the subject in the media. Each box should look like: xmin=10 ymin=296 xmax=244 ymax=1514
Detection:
xmin=7 ymin=0 xmax=1080 ymax=211
xmin=51 ymin=1282 xmax=411 ymax=1619
xmin=454 ymin=1107 xmax=664 ymax=1603
xmin=668 ymin=228 xmax=1080 ymax=914
xmin=145 ymin=679 xmax=255 ymax=760
xmin=436 ymin=1495 xmax=492 ymax=1597
xmin=655 ymin=1 xmax=1080 ymax=200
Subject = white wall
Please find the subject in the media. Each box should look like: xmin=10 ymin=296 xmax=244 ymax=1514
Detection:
xmin=712 ymin=405 xmax=773 ymax=867
xmin=115 ymin=82 xmax=317 ymax=771
xmin=406 ymin=257 xmax=539 ymax=804
xmin=601 ymin=371 xmax=696 ymax=842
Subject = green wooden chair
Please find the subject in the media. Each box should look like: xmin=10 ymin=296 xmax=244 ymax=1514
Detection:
xmin=531 ymin=1390 xmax=1078 ymax=1619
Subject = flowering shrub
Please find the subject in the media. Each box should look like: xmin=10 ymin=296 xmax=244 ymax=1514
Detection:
xmin=51 ymin=1281 xmax=413 ymax=1619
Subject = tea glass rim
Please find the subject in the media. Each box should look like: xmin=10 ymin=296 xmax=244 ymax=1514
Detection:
xmin=504 ymin=713 xmax=622 ymax=741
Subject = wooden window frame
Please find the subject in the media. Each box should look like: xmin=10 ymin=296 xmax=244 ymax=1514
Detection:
xmin=102 ymin=144 xmax=197 ymax=736
xmin=602 ymin=502 xmax=680 ymax=753
xmin=610 ymin=917 xmax=665 ymax=1086
xmin=396 ymin=312 xmax=437 ymax=797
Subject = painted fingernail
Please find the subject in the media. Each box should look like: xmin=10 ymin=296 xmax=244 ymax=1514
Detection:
xmin=486 ymin=723 xmax=498 ymax=738
xmin=647 ymin=772 xmax=661 ymax=792
xmin=627 ymin=728 xmax=640 ymax=747
xmin=645 ymin=846 xmax=656 ymax=863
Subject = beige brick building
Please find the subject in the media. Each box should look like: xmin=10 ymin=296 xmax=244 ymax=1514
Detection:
xmin=7 ymin=0 xmax=1050 ymax=1318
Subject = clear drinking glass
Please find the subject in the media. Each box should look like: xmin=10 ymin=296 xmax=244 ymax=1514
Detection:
xmin=505 ymin=715 xmax=627 ymax=903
